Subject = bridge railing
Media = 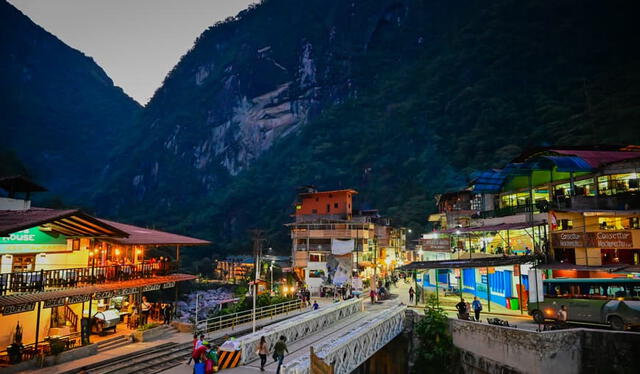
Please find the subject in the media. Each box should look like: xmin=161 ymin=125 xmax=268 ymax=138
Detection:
xmin=283 ymin=303 xmax=407 ymax=374
xmin=197 ymin=299 xmax=305 ymax=334
xmin=238 ymin=298 xmax=364 ymax=364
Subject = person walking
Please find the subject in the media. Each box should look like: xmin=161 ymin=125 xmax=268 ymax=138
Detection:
xmin=472 ymin=297 xmax=482 ymax=321
xmin=408 ymin=287 xmax=415 ymax=303
xmin=257 ymin=336 xmax=269 ymax=371
xmin=313 ymin=300 xmax=319 ymax=310
xmin=163 ymin=303 xmax=173 ymax=325
xmin=274 ymin=335 xmax=288 ymax=374
xmin=187 ymin=333 xmax=199 ymax=365
xmin=369 ymin=288 xmax=377 ymax=304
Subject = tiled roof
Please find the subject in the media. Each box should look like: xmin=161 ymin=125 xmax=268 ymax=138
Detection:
xmin=97 ymin=218 xmax=210 ymax=246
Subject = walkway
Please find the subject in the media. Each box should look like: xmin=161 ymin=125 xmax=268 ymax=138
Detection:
xmin=162 ymin=298 xmax=399 ymax=374
xmin=394 ymin=280 xmax=539 ymax=330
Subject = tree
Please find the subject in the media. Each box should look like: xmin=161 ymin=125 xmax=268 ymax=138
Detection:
xmin=413 ymin=295 xmax=458 ymax=373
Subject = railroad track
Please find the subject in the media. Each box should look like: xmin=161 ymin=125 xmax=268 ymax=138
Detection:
xmin=61 ymin=328 xmax=253 ymax=374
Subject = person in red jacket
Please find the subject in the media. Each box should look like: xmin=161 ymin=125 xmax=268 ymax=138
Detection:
xmin=192 ymin=341 xmax=209 ymax=364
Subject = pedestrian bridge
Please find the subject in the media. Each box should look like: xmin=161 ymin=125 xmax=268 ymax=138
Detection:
xmin=226 ymin=298 xmax=407 ymax=374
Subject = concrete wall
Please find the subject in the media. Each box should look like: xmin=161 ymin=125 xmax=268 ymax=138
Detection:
xmin=449 ymin=319 xmax=640 ymax=374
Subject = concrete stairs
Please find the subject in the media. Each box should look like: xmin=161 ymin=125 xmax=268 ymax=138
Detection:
xmin=96 ymin=334 xmax=132 ymax=353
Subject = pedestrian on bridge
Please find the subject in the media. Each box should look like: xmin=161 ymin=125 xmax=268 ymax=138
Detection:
xmin=257 ymin=336 xmax=269 ymax=371
xmin=409 ymin=287 xmax=415 ymax=302
xmin=472 ymin=297 xmax=483 ymax=321
xmin=274 ymin=335 xmax=289 ymax=374
xmin=370 ymin=288 xmax=377 ymax=304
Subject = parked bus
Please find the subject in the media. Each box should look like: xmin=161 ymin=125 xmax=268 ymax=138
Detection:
xmin=528 ymin=278 xmax=640 ymax=330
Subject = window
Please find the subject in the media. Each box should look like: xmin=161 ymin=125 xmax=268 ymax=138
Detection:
xmin=560 ymin=219 xmax=573 ymax=230
xmin=12 ymin=255 xmax=35 ymax=272
xmin=329 ymin=194 xmax=333 ymax=198
xmin=598 ymin=217 xmax=624 ymax=230
xmin=309 ymin=253 xmax=326 ymax=262
xmin=326 ymin=204 xmax=330 ymax=213
xmin=334 ymin=203 xmax=339 ymax=209
xmin=315 ymin=197 xmax=319 ymax=202
xmin=309 ymin=269 xmax=325 ymax=278
xmin=311 ymin=208 xmax=318 ymax=214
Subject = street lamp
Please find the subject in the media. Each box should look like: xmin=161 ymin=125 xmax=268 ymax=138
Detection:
xmin=252 ymin=243 xmax=263 ymax=333
xmin=270 ymin=260 xmax=275 ymax=295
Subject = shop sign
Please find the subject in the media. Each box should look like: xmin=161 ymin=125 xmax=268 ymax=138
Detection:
xmin=422 ymin=238 xmax=451 ymax=251
xmin=488 ymin=267 xmax=496 ymax=274
xmin=590 ymin=231 xmax=633 ymax=249
xmin=1 ymin=227 xmax=67 ymax=245
xmin=479 ymin=268 xmax=487 ymax=275
xmin=162 ymin=282 xmax=176 ymax=289
xmin=2 ymin=303 xmax=36 ymax=315
xmin=44 ymin=298 xmax=66 ymax=308
xmin=95 ymin=291 xmax=115 ymax=299
xmin=552 ymin=231 xmax=633 ymax=249
xmin=453 ymin=268 xmax=461 ymax=278
xmin=551 ymin=232 xmax=585 ymax=248
xmin=142 ymin=284 xmax=161 ymax=292
xmin=120 ymin=287 xmax=139 ymax=295
xmin=67 ymin=295 xmax=90 ymax=304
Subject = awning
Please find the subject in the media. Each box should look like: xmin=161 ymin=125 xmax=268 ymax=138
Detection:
xmin=0 ymin=273 xmax=196 ymax=310
xmin=0 ymin=208 xmax=129 ymax=238
xmin=97 ymin=218 xmax=210 ymax=246
xmin=534 ymin=156 xmax=594 ymax=172
xmin=397 ymin=255 xmax=537 ymax=270
xmin=535 ymin=262 xmax=630 ymax=273
xmin=437 ymin=221 xmax=545 ymax=234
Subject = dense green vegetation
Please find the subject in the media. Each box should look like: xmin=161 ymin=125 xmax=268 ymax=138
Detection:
xmin=160 ymin=0 xmax=639 ymax=261
xmin=5 ymin=0 xmax=639 ymax=265
xmin=0 ymin=1 xmax=140 ymax=197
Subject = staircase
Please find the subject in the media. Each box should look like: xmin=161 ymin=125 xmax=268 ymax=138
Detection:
xmin=97 ymin=335 xmax=132 ymax=353
xmin=64 ymin=305 xmax=78 ymax=331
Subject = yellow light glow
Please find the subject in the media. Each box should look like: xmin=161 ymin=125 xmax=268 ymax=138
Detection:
xmin=135 ymin=249 xmax=142 ymax=255
xmin=283 ymin=286 xmax=289 ymax=293
xmin=384 ymin=258 xmax=392 ymax=265
xmin=545 ymin=309 xmax=553 ymax=315
xmin=115 ymin=249 xmax=121 ymax=256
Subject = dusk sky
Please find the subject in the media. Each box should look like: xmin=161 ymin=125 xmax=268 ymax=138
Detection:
xmin=9 ymin=0 xmax=255 ymax=104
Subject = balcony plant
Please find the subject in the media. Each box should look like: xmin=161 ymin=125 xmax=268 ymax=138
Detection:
xmin=7 ymin=321 xmax=24 ymax=364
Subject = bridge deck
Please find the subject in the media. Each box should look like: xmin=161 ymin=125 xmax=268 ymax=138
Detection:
xmin=158 ymin=299 xmax=397 ymax=374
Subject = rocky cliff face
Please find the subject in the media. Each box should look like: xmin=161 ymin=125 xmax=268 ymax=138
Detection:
xmin=96 ymin=0 xmax=408 ymax=214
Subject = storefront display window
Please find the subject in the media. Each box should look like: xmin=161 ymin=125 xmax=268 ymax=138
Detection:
xmin=598 ymin=173 xmax=640 ymax=196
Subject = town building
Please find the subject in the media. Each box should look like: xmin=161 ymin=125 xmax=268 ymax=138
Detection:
xmin=288 ymin=187 xmax=406 ymax=294
xmin=0 ymin=176 xmax=209 ymax=364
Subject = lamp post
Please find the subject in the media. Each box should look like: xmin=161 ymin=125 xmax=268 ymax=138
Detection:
xmin=270 ymin=260 xmax=275 ymax=295
xmin=252 ymin=241 xmax=263 ymax=333
xmin=195 ymin=293 xmax=202 ymax=331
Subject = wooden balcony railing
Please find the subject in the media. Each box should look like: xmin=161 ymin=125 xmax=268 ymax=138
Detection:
xmin=0 ymin=262 xmax=177 ymax=296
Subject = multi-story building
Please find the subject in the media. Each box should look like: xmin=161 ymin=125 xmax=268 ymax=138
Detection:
xmin=0 ymin=176 xmax=208 ymax=363
xmin=289 ymin=188 xmax=406 ymax=294
xmin=417 ymin=146 xmax=640 ymax=308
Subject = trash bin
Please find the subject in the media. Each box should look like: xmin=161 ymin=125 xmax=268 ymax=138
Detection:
xmin=510 ymin=297 xmax=519 ymax=310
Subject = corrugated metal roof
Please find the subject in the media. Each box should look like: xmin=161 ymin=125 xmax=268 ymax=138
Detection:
xmin=97 ymin=218 xmax=210 ymax=246
xmin=0 ymin=273 xmax=196 ymax=308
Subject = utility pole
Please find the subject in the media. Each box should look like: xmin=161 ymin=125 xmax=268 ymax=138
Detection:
xmin=251 ymin=229 xmax=265 ymax=333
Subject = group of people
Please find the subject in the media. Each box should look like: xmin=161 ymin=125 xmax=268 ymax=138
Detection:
xmin=455 ymin=297 xmax=483 ymax=321
xmin=125 ymin=296 xmax=173 ymax=329
xmin=189 ymin=334 xmax=290 ymax=374
xmin=190 ymin=334 xmax=219 ymax=374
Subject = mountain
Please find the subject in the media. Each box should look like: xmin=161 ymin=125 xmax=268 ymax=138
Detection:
xmin=0 ymin=0 xmax=141 ymax=197
xmin=92 ymin=0 xmax=640 ymax=259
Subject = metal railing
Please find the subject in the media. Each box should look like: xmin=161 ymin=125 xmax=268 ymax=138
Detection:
xmin=196 ymin=299 xmax=305 ymax=334
xmin=0 ymin=262 xmax=177 ymax=295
